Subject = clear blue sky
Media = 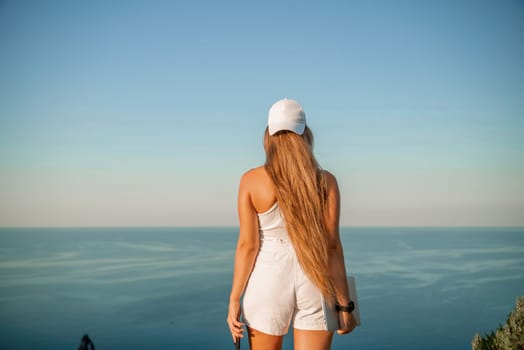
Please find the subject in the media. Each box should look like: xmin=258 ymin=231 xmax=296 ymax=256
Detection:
xmin=1 ymin=0 xmax=523 ymax=227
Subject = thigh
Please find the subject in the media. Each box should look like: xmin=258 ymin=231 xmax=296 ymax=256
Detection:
xmin=248 ymin=326 xmax=284 ymax=350
xmin=293 ymin=329 xmax=334 ymax=350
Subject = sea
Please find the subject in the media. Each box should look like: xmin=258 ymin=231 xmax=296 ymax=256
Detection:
xmin=0 ymin=227 xmax=523 ymax=350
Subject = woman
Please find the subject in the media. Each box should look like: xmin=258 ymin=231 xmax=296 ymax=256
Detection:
xmin=227 ymin=98 xmax=357 ymax=350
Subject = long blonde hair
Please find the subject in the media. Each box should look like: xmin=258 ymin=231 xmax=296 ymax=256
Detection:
xmin=263 ymin=126 xmax=335 ymax=306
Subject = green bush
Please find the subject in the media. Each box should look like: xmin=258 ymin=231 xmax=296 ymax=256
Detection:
xmin=471 ymin=295 xmax=524 ymax=350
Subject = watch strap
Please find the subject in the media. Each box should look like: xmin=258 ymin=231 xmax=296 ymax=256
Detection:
xmin=335 ymin=301 xmax=355 ymax=313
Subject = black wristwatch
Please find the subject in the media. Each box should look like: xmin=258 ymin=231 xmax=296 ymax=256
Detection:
xmin=335 ymin=301 xmax=355 ymax=313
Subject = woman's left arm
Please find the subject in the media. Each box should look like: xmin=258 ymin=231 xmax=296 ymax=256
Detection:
xmin=227 ymin=171 xmax=260 ymax=342
xmin=323 ymin=170 xmax=357 ymax=335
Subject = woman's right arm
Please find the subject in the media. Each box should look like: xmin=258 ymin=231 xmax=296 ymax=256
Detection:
xmin=226 ymin=171 xmax=260 ymax=342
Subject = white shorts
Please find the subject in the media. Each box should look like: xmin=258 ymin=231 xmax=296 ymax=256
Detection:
xmin=241 ymin=236 xmax=339 ymax=336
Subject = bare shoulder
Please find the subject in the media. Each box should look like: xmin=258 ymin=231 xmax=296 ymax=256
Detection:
xmin=321 ymin=169 xmax=339 ymax=191
xmin=239 ymin=165 xmax=276 ymax=212
xmin=239 ymin=165 xmax=266 ymax=186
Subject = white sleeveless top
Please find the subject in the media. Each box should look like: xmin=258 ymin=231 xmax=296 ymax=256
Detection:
xmin=256 ymin=201 xmax=289 ymax=240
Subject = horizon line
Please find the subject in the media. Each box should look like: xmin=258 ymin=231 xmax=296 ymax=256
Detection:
xmin=0 ymin=225 xmax=523 ymax=229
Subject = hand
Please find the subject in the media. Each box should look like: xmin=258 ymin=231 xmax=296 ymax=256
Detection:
xmin=336 ymin=310 xmax=357 ymax=335
xmin=226 ymin=300 xmax=245 ymax=343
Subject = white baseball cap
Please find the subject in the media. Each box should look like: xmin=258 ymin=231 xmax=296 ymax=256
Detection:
xmin=267 ymin=98 xmax=306 ymax=136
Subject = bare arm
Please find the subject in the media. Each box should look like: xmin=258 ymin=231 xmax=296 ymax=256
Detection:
xmin=324 ymin=171 xmax=356 ymax=334
xmin=227 ymin=171 xmax=260 ymax=342
xmin=229 ymin=171 xmax=260 ymax=302
xmin=324 ymin=171 xmax=351 ymax=305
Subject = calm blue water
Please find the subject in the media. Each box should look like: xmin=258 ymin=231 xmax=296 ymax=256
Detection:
xmin=0 ymin=227 xmax=523 ymax=350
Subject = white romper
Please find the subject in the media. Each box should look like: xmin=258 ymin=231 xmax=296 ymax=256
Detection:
xmin=241 ymin=201 xmax=339 ymax=335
